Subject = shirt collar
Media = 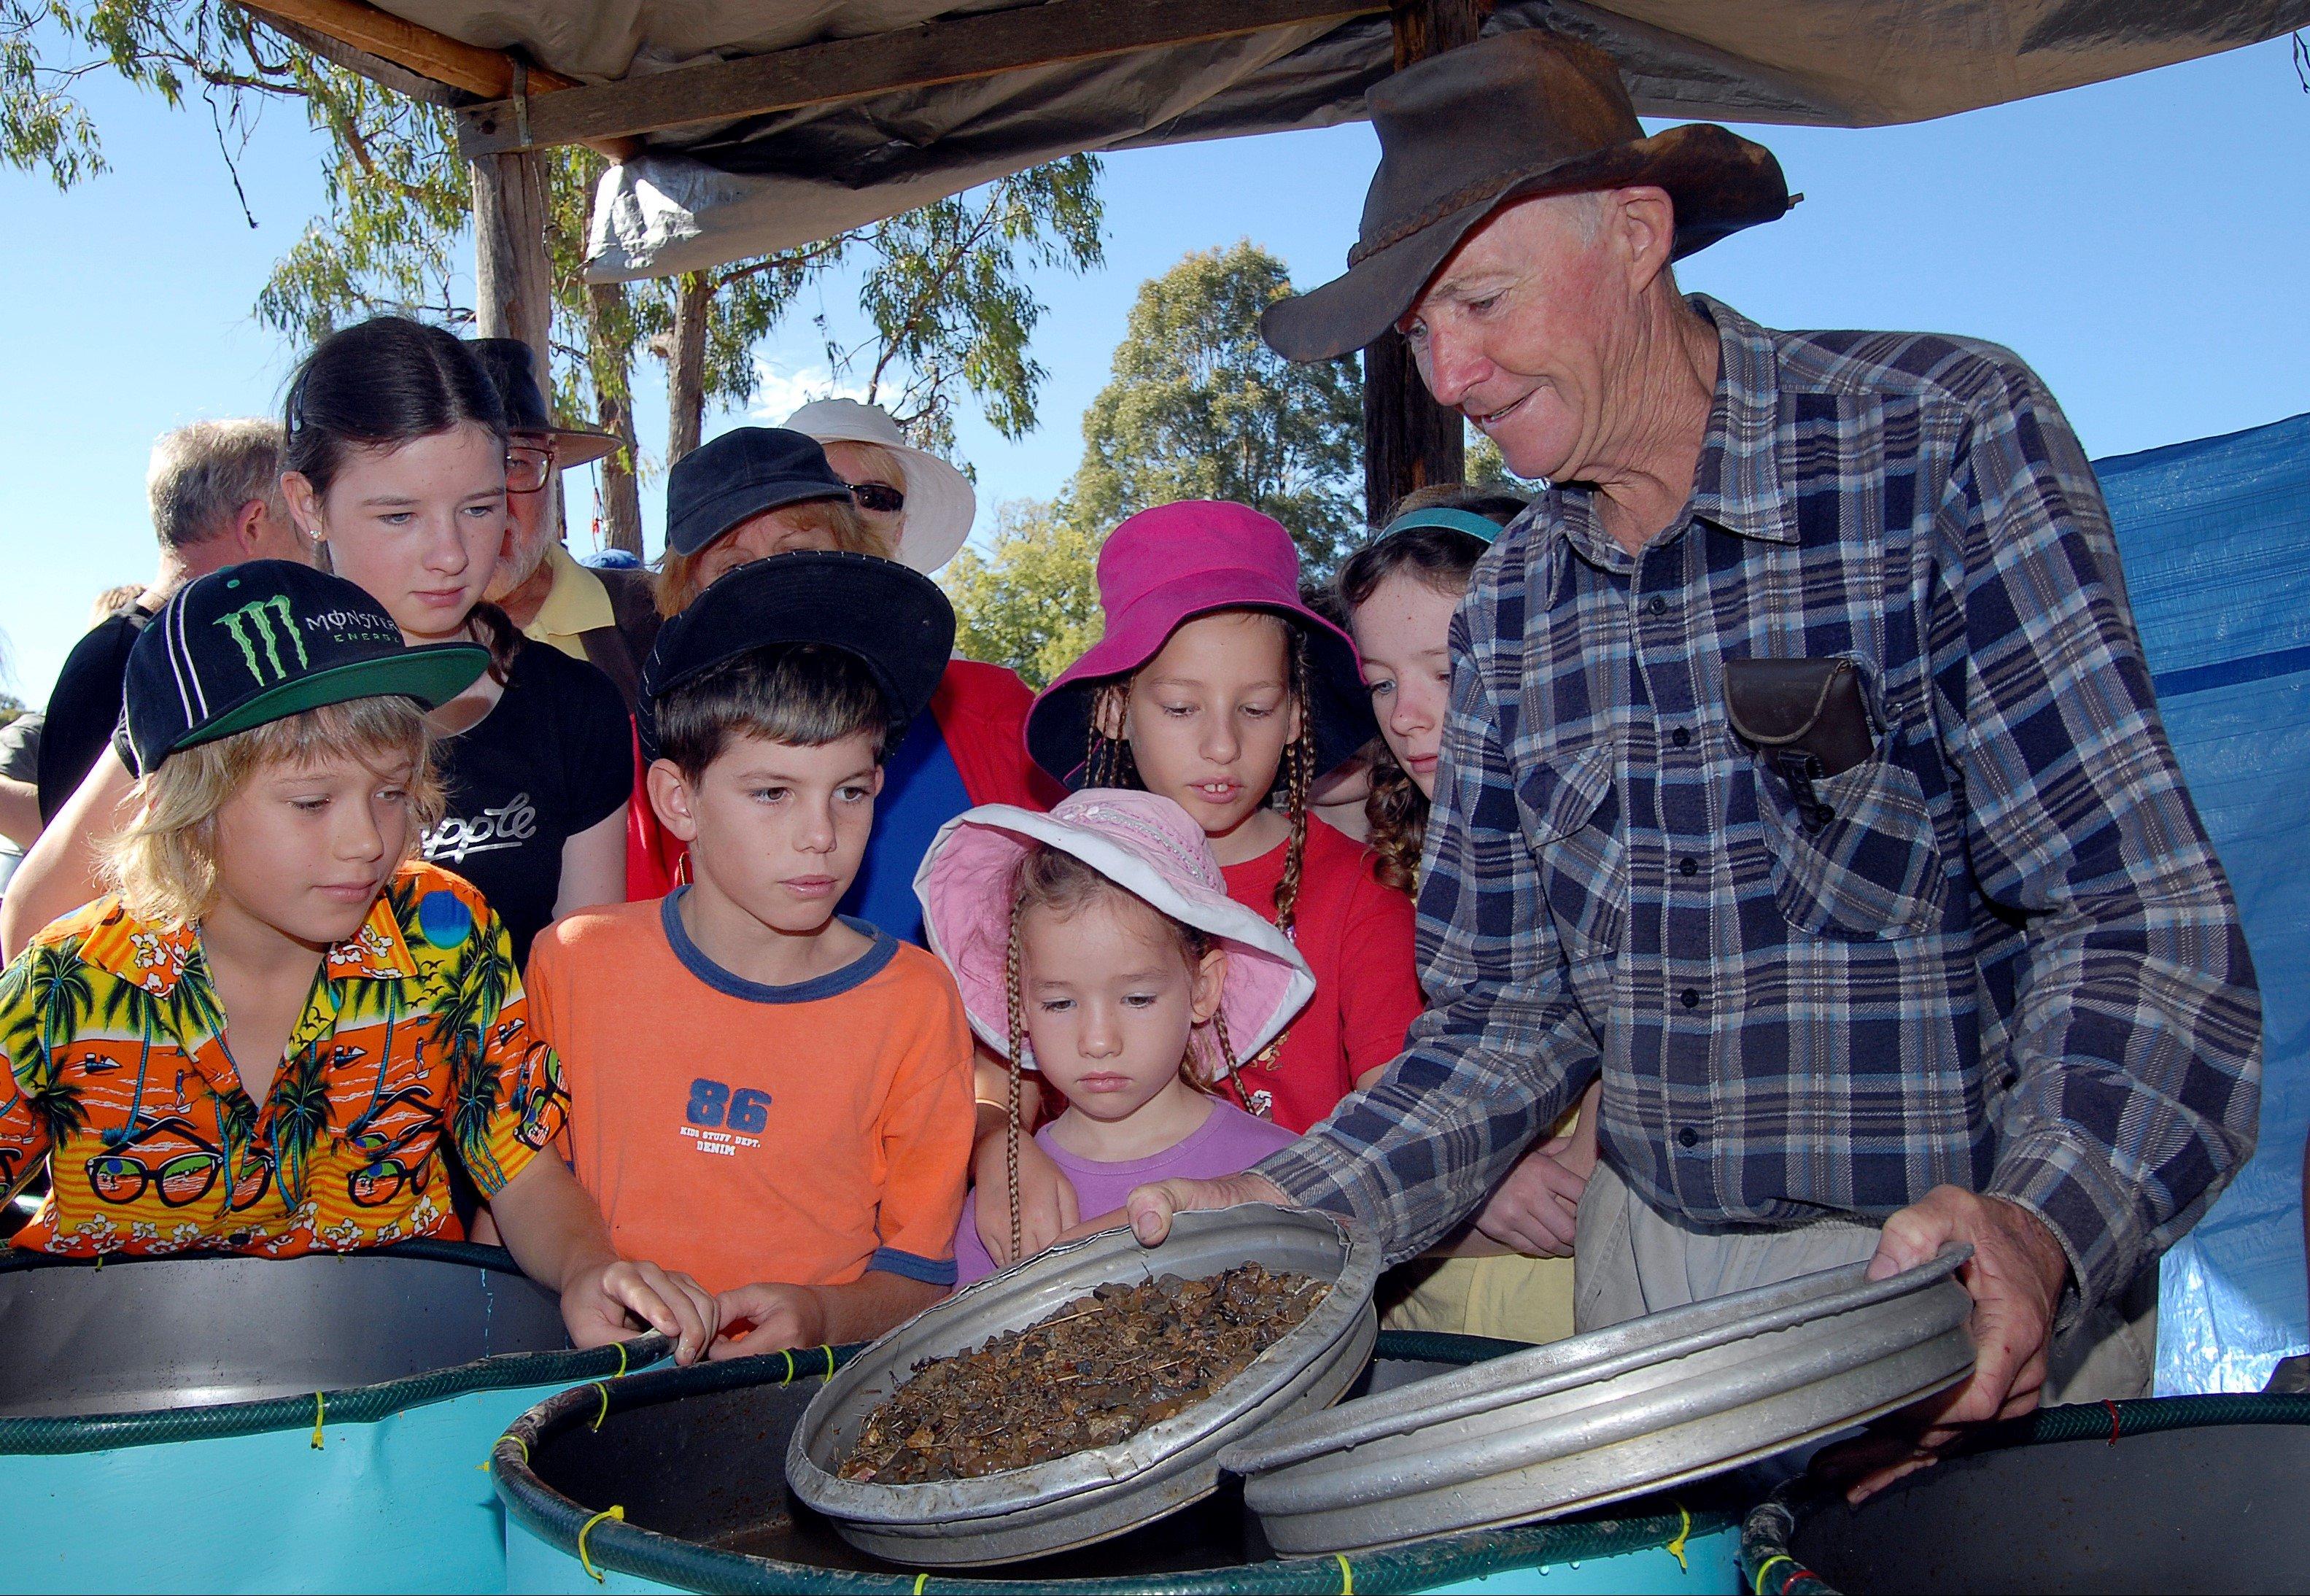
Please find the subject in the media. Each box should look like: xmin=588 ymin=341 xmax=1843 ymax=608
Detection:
xmin=1683 ymin=294 xmax=1800 ymax=547
xmin=77 ymin=886 xmax=418 ymax=995
xmin=529 ymin=543 xmax=616 ymax=643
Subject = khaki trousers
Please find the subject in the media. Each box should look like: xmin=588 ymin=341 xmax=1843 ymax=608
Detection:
xmin=1572 ymin=1159 xmax=2157 ymax=1404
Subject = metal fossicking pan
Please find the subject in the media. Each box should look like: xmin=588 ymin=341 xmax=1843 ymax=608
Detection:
xmin=0 ymin=1241 xmax=567 ymax=1417
xmin=786 ymin=1204 xmax=1379 ymax=1568
xmin=1221 ymin=1245 xmax=1975 ymax=1556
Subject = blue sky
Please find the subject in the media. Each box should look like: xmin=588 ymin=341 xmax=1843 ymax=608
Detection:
xmin=2 ymin=32 xmax=2306 ymax=708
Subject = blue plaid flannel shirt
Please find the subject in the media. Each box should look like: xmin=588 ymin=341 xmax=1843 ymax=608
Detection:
xmin=1259 ymin=296 xmax=2262 ymax=1314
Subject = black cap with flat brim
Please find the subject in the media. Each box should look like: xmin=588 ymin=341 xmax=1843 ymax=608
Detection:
xmin=1262 ymin=30 xmax=1791 ymax=363
xmin=636 ymin=551 xmax=956 ymax=763
xmin=123 ymin=562 xmax=489 ymax=775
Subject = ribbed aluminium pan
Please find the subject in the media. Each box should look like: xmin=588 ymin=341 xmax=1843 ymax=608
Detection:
xmin=786 ymin=1204 xmax=1378 ymax=1567
xmin=1222 ymin=1246 xmax=1974 ymax=1556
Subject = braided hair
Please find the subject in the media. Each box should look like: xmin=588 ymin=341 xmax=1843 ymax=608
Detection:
xmin=1078 ymin=619 xmax=1317 ymax=937
xmin=999 ymin=847 xmax=1252 ymax=1244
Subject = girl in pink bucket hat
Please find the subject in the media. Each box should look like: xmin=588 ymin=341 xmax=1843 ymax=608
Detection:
xmin=915 ymin=789 xmax=1314 ymax=1282
xmin=1023 ymin=502 xmax=1422 ymax=1144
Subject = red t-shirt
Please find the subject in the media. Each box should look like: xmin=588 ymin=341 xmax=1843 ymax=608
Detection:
xmin=1221 ymin=818 xmax=1423 ymax=1133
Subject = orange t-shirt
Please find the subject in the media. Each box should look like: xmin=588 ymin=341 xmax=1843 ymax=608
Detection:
xmin=527 ymin=893 xmax=974 ymax=1295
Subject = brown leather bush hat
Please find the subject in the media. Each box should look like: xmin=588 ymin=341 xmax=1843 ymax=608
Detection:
xmin=1263 ymin=30 xmax=1791 ymax=363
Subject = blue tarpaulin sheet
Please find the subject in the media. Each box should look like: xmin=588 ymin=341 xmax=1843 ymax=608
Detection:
xmin=2098 ymin=411 xmax=2310 ymax=1395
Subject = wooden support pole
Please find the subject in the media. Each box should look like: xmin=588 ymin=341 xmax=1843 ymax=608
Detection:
xmin=472 ymin=146 xmax=561 ymax=532
xmin=1360 ymin=0 xmax=1489 ymax=525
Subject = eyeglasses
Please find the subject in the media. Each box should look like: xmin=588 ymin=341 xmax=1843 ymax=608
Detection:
xmin=849 ymin=481 xmax=905 ymax=515
xmin=506 ymin=442 xmax=558 ymax=495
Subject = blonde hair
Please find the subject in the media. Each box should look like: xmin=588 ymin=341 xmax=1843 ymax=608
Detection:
xmin=98 ymin=697 xmax=443 ymax=929
xmin=652 ymin=495 xmax=886 ymax=618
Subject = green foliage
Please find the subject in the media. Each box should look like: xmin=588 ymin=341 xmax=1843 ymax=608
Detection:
xmin=943 ymin=499 xmax=1104 ymax=688
xmin=1465 ymin=430 xmax=1544 ymax=492
xmin=4 ymin=2 xmax=1104 ymax=494
xmin=1070 ymin=240 xmax=1363 ymax=578
xmin=2 ymin=1 xmax=101 ymax=187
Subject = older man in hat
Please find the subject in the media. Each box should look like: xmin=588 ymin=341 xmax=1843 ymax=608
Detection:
xmin=1125 ymin=30 xmax=2260 ymax=1487
xmin=467 ymin=340 xmax=660 ymax=710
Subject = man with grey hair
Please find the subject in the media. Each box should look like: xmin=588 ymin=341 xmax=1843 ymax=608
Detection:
xmin=36 ymin=419 xmax=311 ymax=823
xmin=1120 ymin=29 xmax=2260 ymax=1495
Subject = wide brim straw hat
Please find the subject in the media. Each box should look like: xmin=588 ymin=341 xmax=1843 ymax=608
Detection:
xmin=1024 ymin=500 xmax=1378 ymax=789
xmin=915 ymin=791 xmax=1317 ymax=1077
xmin=1262 ymin=30 xmax=1791 ymax=363
xmin=782 ymin=398 xmax=977 ymax=575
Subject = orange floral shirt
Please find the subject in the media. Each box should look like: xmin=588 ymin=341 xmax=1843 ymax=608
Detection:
xmin=0 ymin=861 xmax=565 ymax=1258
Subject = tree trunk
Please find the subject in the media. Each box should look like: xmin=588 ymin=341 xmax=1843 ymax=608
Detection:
xmin=584 ymin=279 xmax=645 ymax=557
xmin=1360 ymin=0 xmax=1489 ymax=524
xmin=665 ymin=270 xmax=713 ymax=466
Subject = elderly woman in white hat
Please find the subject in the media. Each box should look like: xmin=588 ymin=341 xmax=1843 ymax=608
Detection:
xmin=782 ymin=398 xmax=977 ymax=575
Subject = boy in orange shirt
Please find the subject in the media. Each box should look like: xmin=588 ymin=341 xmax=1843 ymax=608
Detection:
xmin=527 ymin=552 xmax=974 ymax=1359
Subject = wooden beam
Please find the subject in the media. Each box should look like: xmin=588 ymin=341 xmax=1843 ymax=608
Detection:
xmin=1360 ymin=0 xmax=1484 ymax=523
xmin=457 ymin=0 xmax=1388 ymax=156
xmin=239 ymin=0 xmax=580 ymax=98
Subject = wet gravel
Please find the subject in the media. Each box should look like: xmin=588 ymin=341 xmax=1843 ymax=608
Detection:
xmin=838 ymin=1263 xmax=1329 ymax=1484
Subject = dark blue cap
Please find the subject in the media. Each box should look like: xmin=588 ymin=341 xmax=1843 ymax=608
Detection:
xmin=666 ymin=427 xmax=853 ymax=557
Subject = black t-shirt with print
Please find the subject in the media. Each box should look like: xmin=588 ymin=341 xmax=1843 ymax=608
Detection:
xmin=427 ymin=640 xmax=632 ymax=967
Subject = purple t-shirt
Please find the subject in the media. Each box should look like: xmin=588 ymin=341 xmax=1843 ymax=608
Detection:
xmin=953 ymin=1099 xmax=1299 ymax=1285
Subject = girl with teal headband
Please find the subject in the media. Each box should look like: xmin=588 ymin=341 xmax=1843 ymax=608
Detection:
xmin=1336 ymin=484 xmax=1602 ymax=1349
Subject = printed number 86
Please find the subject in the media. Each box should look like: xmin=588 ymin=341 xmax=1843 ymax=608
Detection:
xmin=686 ymin=1078 xmax=771 ymax=1132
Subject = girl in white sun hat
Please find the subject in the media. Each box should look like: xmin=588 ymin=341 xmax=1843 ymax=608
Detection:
xmin=917 ymin=789 xmax=1314 ymax=1282
xmin=781 ymin=398 xmax=977 ymax=575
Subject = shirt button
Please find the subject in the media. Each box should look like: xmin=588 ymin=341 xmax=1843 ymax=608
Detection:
xmin=1671 ymin=727 xmax=1691 ymax=748
xmin=1678 ymin=856 xmax=1698 ymax=878
xmin=1678 ymin=1127 xmax=1700 ymax=1149
xmin=1646 ymin=595 xmax=1667 ymax=616
xmin=1680 ymin=988 xmax=1700 ymax=1010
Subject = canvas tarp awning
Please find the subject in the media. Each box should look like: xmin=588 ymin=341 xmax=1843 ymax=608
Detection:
xmin=354 ymin=1 xmax=2310 ymax=279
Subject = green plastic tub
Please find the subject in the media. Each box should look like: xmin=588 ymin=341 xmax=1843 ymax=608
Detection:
xmin=493 ymin=1330 xmax=1740 ymax=1594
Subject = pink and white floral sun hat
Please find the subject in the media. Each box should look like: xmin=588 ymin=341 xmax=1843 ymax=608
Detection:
xmin=915 ymin=789 xmax=1315 ymax=1077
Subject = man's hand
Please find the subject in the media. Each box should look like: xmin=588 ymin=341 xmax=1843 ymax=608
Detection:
xmin=561 ymin=1258 xmax=721 ymax=1365
xmin=1473 ymin=1084 xmax=1602 ymax=1258
xmin=1828 ymin=1185 xmax=2070 ymax=1502
xmin=1110 ymin=1173 xmax=1292 ymax=1248
xmin=708 ymin=1282 xmax=828 ymax=1361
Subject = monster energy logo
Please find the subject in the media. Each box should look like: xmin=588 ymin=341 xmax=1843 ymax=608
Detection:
xmin=214 ymin=596 xmax=311 ymax=684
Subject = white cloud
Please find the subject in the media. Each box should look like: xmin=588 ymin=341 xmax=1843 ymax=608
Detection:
xmin=748 ymin=359 xmax=869 ymax=424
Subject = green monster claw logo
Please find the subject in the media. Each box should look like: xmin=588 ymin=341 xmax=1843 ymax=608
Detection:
xmin=214 ymin=595 xmax=310 ymax=684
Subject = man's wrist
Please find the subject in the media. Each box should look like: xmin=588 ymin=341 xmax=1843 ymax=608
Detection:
xmin=1983 ymin=1192 xmax=2071 ymax=1301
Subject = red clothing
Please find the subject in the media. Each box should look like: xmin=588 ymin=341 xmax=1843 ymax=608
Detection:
xmin=627 ymin=658 xmax=1061 ymax=899
xmin=1222 ymin=818 xmax=1422 ymax=1133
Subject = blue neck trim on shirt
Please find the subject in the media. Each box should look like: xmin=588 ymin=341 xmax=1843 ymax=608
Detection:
xmin=659 ymin=888 xmax=898 ymax=1004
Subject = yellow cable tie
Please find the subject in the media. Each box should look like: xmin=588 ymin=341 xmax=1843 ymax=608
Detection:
xmin=819 ymin=1344 xmax=835 ymax=1382
xmin=912 ymin=1576 xmax=929 ymax=1595
xmin=1665 ymin=1501 xmax=1691 ymax=1572
xmin=1335 ymin=1552 xmax=1354 ymax=1595
xmin=589 ymin=1382 xmax=611 ymax=1433
xmin=577 ymin=1504 xmax=624 ymax=1583
xmin=780 ymin=1348 xmax=797 ymax=1384
xmin=1754 ymin=1552 xmax=1794 ymax=1596
xmin=613 ymin=1341 xmax=629 ymax=1379
xmin=310 ymin=1392 xmax=325 ymax=1450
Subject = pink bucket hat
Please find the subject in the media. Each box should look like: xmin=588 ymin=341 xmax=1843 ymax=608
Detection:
xmin=1023 ymin=501 xmax=1379 ymax=788
xmin=914 ymin=789 xmax=1317 ymax=1077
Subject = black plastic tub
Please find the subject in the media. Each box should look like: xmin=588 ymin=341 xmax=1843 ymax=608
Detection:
xmin=1740 ymin=1394 xmax=2310 ymax=1595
